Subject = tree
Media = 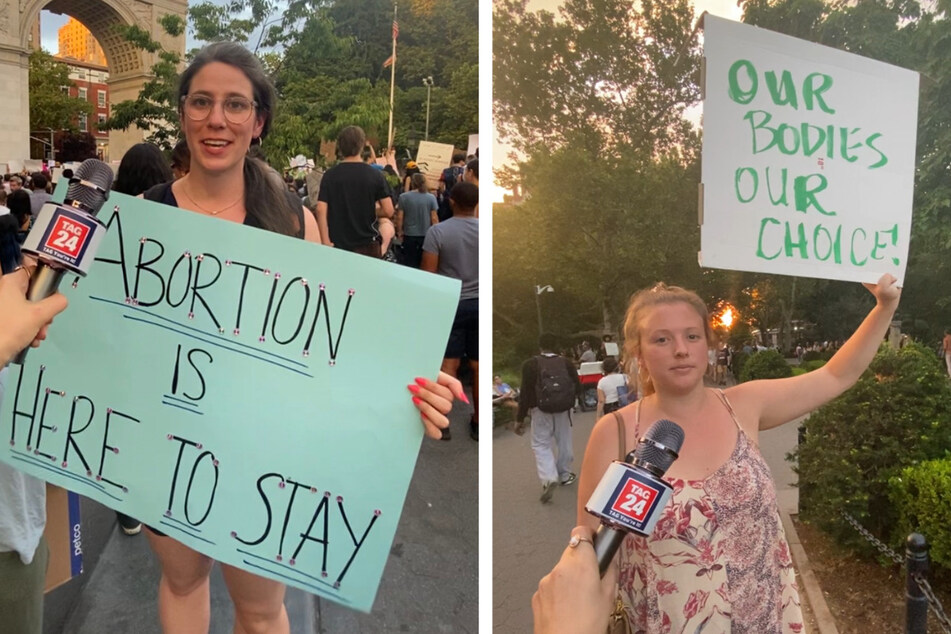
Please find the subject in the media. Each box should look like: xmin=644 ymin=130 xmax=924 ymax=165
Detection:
xmin=493 ymin=0 xmax=703 ymax=368
xmin=99 ymin=14 xmax=187 ymax=151
xmin=494 ymin=0 xmax=700 ymax=158
xmin=102 ymin=0 xmax=477 ymax=166
xmin=28 ymin=50 xmax=92 ymax=133
xmin=56 ymin=131 xmax=98 ymax=162
xmin=739 ymin=0 xmax=951 ymax=344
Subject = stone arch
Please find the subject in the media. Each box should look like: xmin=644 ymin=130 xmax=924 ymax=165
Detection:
xmin=2 ymin=0 xmax=186 ymax=165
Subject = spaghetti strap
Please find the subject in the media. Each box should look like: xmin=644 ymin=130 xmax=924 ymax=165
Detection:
xmin=634 ymin=398 xmax=642 ymax=439
xmin=715 ymin=389 xmax=743 ymax=432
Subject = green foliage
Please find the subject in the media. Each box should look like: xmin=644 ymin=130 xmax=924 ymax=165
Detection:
xmin=800 ymin=359 xmax=828 ymax=373
xmin=738 ymin=349 xmax=792 ymax=382
xmin=794 ymin=342 xmax=951 ymax=558
xmin=28 ymin=50 xmax=91 ymax=133
xmin=494 ymin=0 xmax=699 ymax=156
xmin=99 ymin=24 xmax=182 ymax=151
xmin=801 ymin=350 xmax=833 ymax=363
xmin=730 ymin=350 xmax=750 ymax=381
xmin=890 ymin=457 xmax=951 ymax=569
xmin=101 ymin=0 xmax=475 ymax=165
xmin=56 ymin=131 xmax=98 ymax=162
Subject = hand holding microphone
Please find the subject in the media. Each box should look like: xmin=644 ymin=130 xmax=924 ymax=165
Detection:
xmin=13 ymin=159 xmax=114 ymax=364
xmin=585 ymin=419 xmax=685 ymax=577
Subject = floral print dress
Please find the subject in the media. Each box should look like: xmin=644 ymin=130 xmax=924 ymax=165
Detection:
xmin=617 ymin=392 xmax=804 ymax=633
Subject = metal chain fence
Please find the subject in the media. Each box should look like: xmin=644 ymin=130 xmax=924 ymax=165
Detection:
xmin=841 ymin=511 xmax=951 ymax=633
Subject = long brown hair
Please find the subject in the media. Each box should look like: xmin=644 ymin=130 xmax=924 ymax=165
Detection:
xmin=622 ymin=283 xmax=712 ymax=397
xmin=178 ymin=42 xmax=298 ymax=236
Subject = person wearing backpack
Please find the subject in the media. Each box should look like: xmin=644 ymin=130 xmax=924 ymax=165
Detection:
xmin=437 ymin=153 xmax=467 ymax=221
xmin=516 ymin=333 xmax=581 ymax=504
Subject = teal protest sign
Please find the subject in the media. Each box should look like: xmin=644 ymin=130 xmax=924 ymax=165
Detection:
xmin=700 ymin=14 xmax=919 ymax=284
xmin=0 ymin=190 xmax=460 ymax=612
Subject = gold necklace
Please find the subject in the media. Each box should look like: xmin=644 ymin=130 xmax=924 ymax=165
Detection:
xmin=180 ymin=181 xmax=244 ymax=216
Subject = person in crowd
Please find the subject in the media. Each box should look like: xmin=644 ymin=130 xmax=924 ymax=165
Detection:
xmin=437 ymin=153 xmax=467 ymax=221
xmin=396 ymin=173 xmax=438 ymax=269
xmin=316 ymin=126 xmax=394 ymax=258
xmin=402 ymin=160 xmax=421 ymax=194
xmin=28 ymin=173 xmax=51 ymax=224
xmin=8 ymin=189 xmax=32 ymax=243
xmin=464 ymin=158 xmax=478 ymax=187
xmin=170 ymin=139 xmax=191 ymax=180
xmin=595 ymin=356 xmax=628 ymax=419
xmin=493 ymin=375 xmax=521 ymax=432
xmin=0 ymin=266 xmax=69 ymax=634
xmin=9 ymin=175 xmax=27 ymax=197
xmin=0 ymin=190 xmax=10 ymax=216
xmin=576 ymin=275 xmax=900 ymax=632
xmin=361 ymin=145 xmax=397 ymax=257
xmin=137 ymin=41 xmax=462 ymax=634
xmin=0 ymin=209 xmax=20 ymax=273
xmin=943 ymin=328 xmax=951 ymax=379
xmin=422 ymin=182 xmax=479 ymax=441
xmin=532 ymin=526 xmax=617 ymax=634
xmin=516 ymin=332 xmax=581 ymax=503
xmin=114 ymin=143 xmax=174 ymax=198
xmin=579 ymin=341 xmax=597 ymax=364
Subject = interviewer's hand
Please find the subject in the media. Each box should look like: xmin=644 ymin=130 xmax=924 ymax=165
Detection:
xmin=532 ymin=526 xmax=619 ymax=634
xmin=0 ymin=267 xmax=68 ymax=365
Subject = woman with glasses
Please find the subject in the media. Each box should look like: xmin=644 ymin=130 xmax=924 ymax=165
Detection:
xmin=142 ymin=41 xmax=463 ymax=634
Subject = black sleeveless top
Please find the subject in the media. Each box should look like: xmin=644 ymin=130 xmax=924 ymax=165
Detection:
xmin=142 ymin=182 xmax=305 ymax=238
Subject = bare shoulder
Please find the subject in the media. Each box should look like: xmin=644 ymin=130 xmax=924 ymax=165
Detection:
xmin=301 ymin=206 xmax=321 ymax=244
xmin=719 ymin=382 xmax=764 ymax=435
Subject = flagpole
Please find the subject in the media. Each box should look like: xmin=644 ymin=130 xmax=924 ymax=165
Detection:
xmin=387 ymin=3 xmax=398 ymax=150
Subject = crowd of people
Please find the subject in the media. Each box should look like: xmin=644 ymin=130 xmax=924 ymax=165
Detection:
xmin=0 ymin=41 xmax=476 ymax=634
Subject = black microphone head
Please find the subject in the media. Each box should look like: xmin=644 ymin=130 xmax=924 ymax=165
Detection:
xmin=65 ymin=159 xmax=114 ymax=216
xmin=632 ymin=419 xmax=685 ymax=475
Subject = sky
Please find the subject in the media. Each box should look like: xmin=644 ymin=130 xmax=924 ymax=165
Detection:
xmin=492 ymin=0 xmax=744 ymax=202
xmin=39 ymin=1 xmax=259 ymax=57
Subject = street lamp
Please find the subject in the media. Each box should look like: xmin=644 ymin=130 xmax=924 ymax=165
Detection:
xmin=422 ymin=76 xmax=434 ymax=141
xmin=535 ymin=284 xmax=554 ymax=336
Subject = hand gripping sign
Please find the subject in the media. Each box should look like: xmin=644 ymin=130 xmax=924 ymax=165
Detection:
xmin=699 ymin=14 xmax=919 ymax=285
xmin=1 ymin=187 xmax=461 ymax=612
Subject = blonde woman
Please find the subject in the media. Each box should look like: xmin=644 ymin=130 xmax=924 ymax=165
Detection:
xmin=577 ymin=275 xmax=899 ymax=632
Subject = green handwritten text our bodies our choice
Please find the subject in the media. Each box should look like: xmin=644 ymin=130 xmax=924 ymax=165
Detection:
xmin=725 ymin=59 xmax=899 ymax=267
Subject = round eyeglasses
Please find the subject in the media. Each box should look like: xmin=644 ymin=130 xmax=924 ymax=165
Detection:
xmin=181 ymin=95 xmax=258 ymax=124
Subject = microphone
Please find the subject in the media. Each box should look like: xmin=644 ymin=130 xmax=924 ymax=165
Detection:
xmin=13 ymin=159 xmax=115 ymax=364
xmin=585 ymin=419 xmax=685 ymax=576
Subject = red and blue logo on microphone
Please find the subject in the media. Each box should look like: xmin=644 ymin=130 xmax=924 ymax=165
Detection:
xmin=586 ymin=461 xmax=674 ymax=537
xmin=611 ymin=477 xmax=661 ymax=523
xmin=38 ymin=209 xmax=96 ymax=267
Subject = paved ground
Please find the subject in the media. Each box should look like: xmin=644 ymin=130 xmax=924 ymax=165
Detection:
xmin=52 ymin=398 xmax=479 ymax=634
xmin=492 ymin=384 xmax=804 ymax=633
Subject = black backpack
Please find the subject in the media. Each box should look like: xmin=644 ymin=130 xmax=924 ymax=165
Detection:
xmin=535 ymin=355 xmax=575 ymax=413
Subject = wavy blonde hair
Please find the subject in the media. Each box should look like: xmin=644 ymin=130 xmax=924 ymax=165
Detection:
xmin=622 ymin=283 xmax=712 ymax=397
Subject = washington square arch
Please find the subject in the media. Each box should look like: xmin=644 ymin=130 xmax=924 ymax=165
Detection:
xmin=7 ymin=0 xmax=187 ymax=164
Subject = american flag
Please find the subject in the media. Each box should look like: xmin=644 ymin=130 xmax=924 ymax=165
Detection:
xmin=392 ymin=19 xmax=399 ymax=40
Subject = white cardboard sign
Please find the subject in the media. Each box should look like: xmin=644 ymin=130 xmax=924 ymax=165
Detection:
xmin=700 ymin=15 xmax=919 ymax=285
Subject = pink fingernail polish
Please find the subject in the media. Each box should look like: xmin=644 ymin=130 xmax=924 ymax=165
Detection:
xmin=459 ymin=392 xmax=470 ymax=405
xmin=414 ymin=377 xmax=428 ymax=387
xmin=412 ymin=396 xmax=422 ymax=406
xmin=407 ymin=384 xmax=420 ymax=394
